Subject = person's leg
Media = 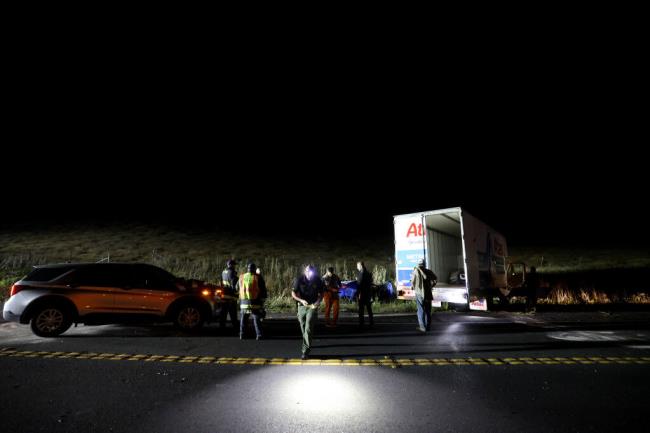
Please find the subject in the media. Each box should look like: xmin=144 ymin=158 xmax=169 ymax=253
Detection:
xmin=367 ymin=299 xmax=374 ymax=326
xmin=297 ymin=306 xmax=308 ymax=354
xmin=415 ymin=295 xmax=426 ymax=331
xmin=229 ymin=302 xmax=238 ymax=328
xmin=424 ymin=298 xmax=432 ymax=331
xmin=323 ymin=292 xmax=332 ymax=325
xmin=218 ymin=301 xmax=227 ymax=328
xmin=303 ymin=307 xmax=317 ymax=354
xmin=332 ymin=297 xmax=339 ymax=326
xmin=239 ymin=311 xmax=247 ymax=338
xmin=251 ymin=312 xmax=262 ymax=338
xmin=358 ymin=300 xmax=364 ymax=326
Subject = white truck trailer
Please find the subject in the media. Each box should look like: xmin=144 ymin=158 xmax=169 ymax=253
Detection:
xmin=394 ymin=207 xmax=509 ymax=311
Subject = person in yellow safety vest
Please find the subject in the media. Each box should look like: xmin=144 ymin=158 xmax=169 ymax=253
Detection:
xmin=238 ymin=262 xmax=266 ymax=340
xmin=219 ymin=259 xmax=239 ymax=332
xmin=322 ymin=267 xmax=341 ymax=327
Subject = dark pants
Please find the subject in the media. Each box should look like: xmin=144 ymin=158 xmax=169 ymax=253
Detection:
xmin=219 ymin=301 xmax=238 ymax=328
xmin=240 ymin=311 xmax=262 ymax=338
xmin=358 ymin=297 xmax=373 ymax=326
xmin=416 ymin=294 xmax=432 ymax=331
xmin=297 ymin=305 xmax=317 ymax=355
xmin=526 ymin=286 xmax=538 ymax=311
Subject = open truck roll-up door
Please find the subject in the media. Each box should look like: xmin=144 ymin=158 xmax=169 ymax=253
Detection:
xmin=422 ymin=209 xmax=469 ymax=308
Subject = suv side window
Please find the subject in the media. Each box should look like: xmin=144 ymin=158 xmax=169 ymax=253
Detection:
xmin=71 ymin=265 xmax=130 ymax=288
xmin=137 ymin=266 xmax=177 ymax=291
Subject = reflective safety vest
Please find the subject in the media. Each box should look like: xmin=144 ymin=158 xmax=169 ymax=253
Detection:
xmin=239 ymin=272 xmax=262 ymax=311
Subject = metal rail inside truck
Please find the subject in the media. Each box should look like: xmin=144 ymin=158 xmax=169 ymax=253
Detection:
xmin=394 ymin=207 xmax=509 ymax=311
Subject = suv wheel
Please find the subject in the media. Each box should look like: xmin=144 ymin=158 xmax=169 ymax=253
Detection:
xmin=30 ymin=304 xmax=73 ymax=337
xmin=174 ymin=304 xmax=205 ymax=331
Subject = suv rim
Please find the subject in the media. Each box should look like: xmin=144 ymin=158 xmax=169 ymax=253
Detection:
xmin=35 ymin=308 xmax=64 ymax=333
xmin=178 ymin=306 xmax=201 ymax=328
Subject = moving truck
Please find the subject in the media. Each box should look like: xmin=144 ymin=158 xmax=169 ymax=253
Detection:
xmin=394 ymin=207 xmax=511 ymax=311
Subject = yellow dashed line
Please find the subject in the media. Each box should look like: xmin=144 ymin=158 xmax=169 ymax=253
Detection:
xmin=1 ymin=347 xmax=649 ymax=368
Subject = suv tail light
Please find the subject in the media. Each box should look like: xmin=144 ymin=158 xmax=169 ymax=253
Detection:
xmin=10 ymin=284 xmax=25 ymax=297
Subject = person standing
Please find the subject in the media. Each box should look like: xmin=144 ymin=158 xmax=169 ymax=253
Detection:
xmin=356 ymin=261 xmax=374 ymax=328
xmin=322 ymin=267 xmax=341 ymax=327
xmin=219 ymin=259 xmax=239 ymax=331
xmin=411 ymin=259 xmax=437 ymax=332
xmin=238 ymin=262 xmax=264 ymax=340
xmin=291 ymin=265 xmax=324 ymax=359
xmin=526 ymin=266 xmax=539 ymax=313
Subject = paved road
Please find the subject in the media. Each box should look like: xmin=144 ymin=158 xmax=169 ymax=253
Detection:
xmin=1 ymin=311 xmax=649 ymax=432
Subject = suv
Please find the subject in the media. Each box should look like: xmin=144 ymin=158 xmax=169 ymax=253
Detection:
xmin=2 ymin=263 xmax=222 ymax=337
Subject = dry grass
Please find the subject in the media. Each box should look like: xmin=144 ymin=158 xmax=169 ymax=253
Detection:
xmin=509 ymin=246 xmax=650 ymax=273
xmin=537 ymin=288 xmax=650 ymax=305
xmin=2 ymin=224 xmax=649 ymax=308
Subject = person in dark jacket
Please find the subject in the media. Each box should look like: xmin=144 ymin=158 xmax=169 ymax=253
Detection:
xmin=526 ymin=266 xmax=539 ymax=312
xmin=356 ymin=261 xmax=374 ymax=327
xmin=219 ymin=259 xmax=239 ymax=330
xmin=292 ymin=265 xmax=324 ymax=359
xmin=411 ymin=258 xmax=437 ymax=332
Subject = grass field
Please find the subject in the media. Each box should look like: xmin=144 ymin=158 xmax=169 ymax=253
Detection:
xmin=1 ymin=224 xmax=649 ymax=308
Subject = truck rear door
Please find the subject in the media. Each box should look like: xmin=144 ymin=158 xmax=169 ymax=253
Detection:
xmin=394 ymin=213 xmax=426 ymax=300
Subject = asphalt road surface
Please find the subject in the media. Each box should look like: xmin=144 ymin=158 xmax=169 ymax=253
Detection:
xmin=1 ymin=311 xmax=649 ymax=433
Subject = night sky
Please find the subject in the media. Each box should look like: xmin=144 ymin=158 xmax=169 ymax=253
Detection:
xmin=4 ymin=68 xmax=647 ymax=247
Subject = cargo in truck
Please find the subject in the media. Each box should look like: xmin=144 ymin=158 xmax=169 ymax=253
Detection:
xmin=394 ymin=207 xmax=510 ymax=311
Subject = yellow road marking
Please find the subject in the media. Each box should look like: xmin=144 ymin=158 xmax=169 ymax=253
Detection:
xmin=1 ymin=347 xmax=649 ymax=368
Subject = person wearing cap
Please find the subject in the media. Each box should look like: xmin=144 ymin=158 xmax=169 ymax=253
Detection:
xmin=238 ymin=262 xmax=264 ymax=340
xmin=411 ymin=258 xmax=437 ymax=333
xmin=291 ymin=265 xmax=324 ymax=359
xmin=219 ymin=259 xmax=239 ymax=331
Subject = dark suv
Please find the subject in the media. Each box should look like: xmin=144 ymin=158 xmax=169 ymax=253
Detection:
xmin=2 ymin=263 xmax=222 ymax=337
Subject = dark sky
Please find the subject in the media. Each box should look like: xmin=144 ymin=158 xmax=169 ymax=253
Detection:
xmin=4 ymin=59 xmax=648 ymax=247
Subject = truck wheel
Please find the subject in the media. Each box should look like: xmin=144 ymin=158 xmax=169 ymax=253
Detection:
xmin=173 ymin=303 xmax=205 ymax=331
xmin=30 ymin=304 xmax=73 ymax=337
xmin=486 ymin=295 xmax=495 ymax=310
xmin=498 ymin=294 xmax=510 ymax=307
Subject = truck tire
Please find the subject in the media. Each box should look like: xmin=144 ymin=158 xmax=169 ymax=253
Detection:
xmin=498 ymin=294 xmax=511 ymax=307
xmin=30 ymin=303 xmax=73 ymax=337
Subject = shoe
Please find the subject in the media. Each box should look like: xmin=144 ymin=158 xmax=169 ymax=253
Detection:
xmin=256 ymin=335 xmax=263 ymax=340
xmin=416 ymin=327 xmax=426 ymax=333
xmin=239 ymin=333 xmax=244 ymax=340
xmin=301 ymin=353 xmax=308 ymax=360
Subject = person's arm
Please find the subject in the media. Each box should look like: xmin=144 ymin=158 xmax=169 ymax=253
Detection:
xmin=292 ymin=278 xmax=309 ymax=306
xmin=291 ymin=290 xmax=309 ymax=306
